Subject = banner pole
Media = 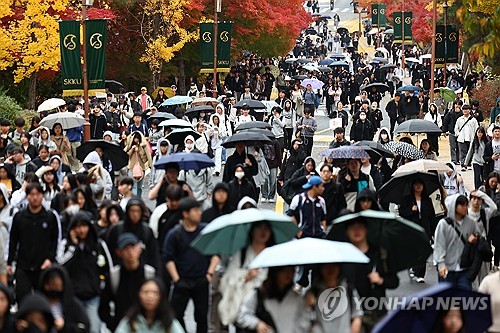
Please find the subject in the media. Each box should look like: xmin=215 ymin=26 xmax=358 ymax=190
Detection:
xmin=212 ymin=0 xmax=220 ymax=98
xmin=82 ymin=2 xmax=90 ymax=141
xmin=430 ymin=0 xmax=437 ymax=102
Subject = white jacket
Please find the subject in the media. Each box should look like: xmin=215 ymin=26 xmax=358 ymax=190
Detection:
xmin=454 ymin=115 xmax=478 ymax=143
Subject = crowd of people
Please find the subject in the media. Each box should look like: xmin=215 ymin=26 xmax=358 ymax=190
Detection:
xmin=0 ymin=6 xmax=499 ymax=333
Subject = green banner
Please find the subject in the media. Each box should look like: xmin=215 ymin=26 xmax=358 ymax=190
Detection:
xmin=59 ymin=21 xmax=82 ymax=96
xmin=85 ymin=19 xmax=106 ymax=92
xmin=435 ymin=25 xmax=459 ymax=66
xmin=371 ymin=4 xmax=386 ymax=28
xmin=200 ymin=22 xmax=232 ymax=73
xmin=393 ymin=12 xmax=412 ymax=43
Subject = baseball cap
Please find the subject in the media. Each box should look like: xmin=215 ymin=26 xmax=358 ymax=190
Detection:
xmin=117 ymin=233 xmax=140 ymax=249
xmin=302 ymin=176 xmax=323 ymax=189
xmin=140 ymin=87 xmax=147 ymax=91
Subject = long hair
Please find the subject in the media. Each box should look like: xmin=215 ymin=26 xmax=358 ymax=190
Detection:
xmin=472 ymin=126 xmax=488 ymax=151
xmin=430 ymin=308 xmax=467 ymax=333
xmin=125 ymin=278 xmax=174 ymax=331
xmin=261 ymin=266 xmax=294 ymax=301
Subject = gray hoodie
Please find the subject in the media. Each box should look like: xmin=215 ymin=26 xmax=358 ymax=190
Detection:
xmin=433 ymin=194 xmax=479 ymax=271
xmin=150 ymin=138 xmax=171 ymax=187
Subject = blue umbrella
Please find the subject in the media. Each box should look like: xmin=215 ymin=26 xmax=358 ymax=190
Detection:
xmin=329 ymin=61 xmax=349 ymax=68
xmin=154 ymin=152 xmax=214 ymax=171
xmin=318 ymin=58 xmax=334 ymax=66
xmin=373 ymin=283 xmax=492 ymax=333
xmin=397 ymin=85 xmax=422 ymax=92
xmin=160 ymin=95 xmax=193 ymax=106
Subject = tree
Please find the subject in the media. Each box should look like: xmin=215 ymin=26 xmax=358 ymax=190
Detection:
xmin=1 ymin=0 xmax=70 ymax=109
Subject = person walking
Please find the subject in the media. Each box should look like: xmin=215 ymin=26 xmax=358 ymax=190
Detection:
xmin=454 ymin=105 xmax=479 ymax=171
xmin=442 ymin=101 xmax=464 ymax=165
xmin=124 ymin=131 xmax=152 ymax=198
xmin=296 ymin=108 xmax=317 ymax=156
xmin=465 ymin=126 xmax=488 ymax=189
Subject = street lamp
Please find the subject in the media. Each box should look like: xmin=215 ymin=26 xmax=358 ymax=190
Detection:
xmin=212 ymin=0 xmax=221 ymax=98
xmin=443 ymin=1 xmax=448 ymax=83
xmin=82 ymin=0 xmax=94 ymax=141
xmin=356 ymin=6 xmax=365 ymax=35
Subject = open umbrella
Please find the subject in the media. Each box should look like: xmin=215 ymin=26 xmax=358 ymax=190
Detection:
xmin=435 ymin=87 xmax=457 ymax=103
xmin=329 ymin=61 xmax=349 ymax=68
xmin=158 ymin=119 xmax=193 ymax=129
xmin=327 ymin=210 xmax=433 ymax=272
xmin=392 ymin=160 xmax=453 ymax=176
xmin=37 ymin=98 xmax=66 ymax=112
xmin=155 ymin=152 xmax=214 ymax=171
xmin=165 ymin=128 xmax=201 ymax=145
xmin=368 ymin=28 xmax=379 ymax=35
xmin=152 ymin=86 xmax=175 ymax=99
xmin=373 ymin=57 xmax=389 ymax=64
xmin=160 ymin=95 xmax=192 ymax=106
xmin=318 ymin=66 xmax=333 ymax=73
xmin=301 ymin=78 xmax=324 ymax=90
xmin=364 ymin=82 xmax=390 ymax=93
xmin=397 ymin=85 xmax=422 ymax=92
xmin=383 ymin=141 xmax=425 ymax=160
xmin=148 ymin=112 xmax=176 ymax=121
xmin=191 ymin=208 xmax=298 ymax=255
xmin=318 ymin=58 xmax=334 ymax=66
xmin=185 ymin=105 xmax=215 ymax=117
xmin=76 ymin=140 xmax=129 ymax=170
xmin=240 ymin=128 xmax=275 ymax=139
xmin=394 ymin=119 xmax=442 ymax=134
xmin=321 ymin=146 xmax=370 ymax=159
xmin=372 ymin=283 xmax=492 ymax=333
xmin=336 ymin=27 xmax=349 ymax=35
xmin=191 ymin=97 xmax=219 ymax=105
xmin=383 ymin=28 xmax=394 ymax=34
xmin=39 ymin=112 xmax=86 ymax=130
xmin=292 ymin=74 xmax=308 ymax=80
xmin=296 ymin=58 xmax=312 ymax=64
xmin=378 ymin=171 xmax=440 ymax=204
xmin=249 ymin=238 xmax=369 ymax=268
xmin=105 ymin=80 xmax=125 ymax=94
xmin=353 ymin=141 xmax=394 ymax=158
xmin=285 ymin=58 xmax=298 ymax=64
xmin=404 ymin=57 xmax=420 ymax=63
xmin=302 ymin=64 xmax=319 ymax=72
xmin=235 ymin=121 xmax=272 ymax=131
xmin=380 ymin=64 xmax=397 ymax=70
xmin=222 ymin=131 xmax=271 ymax=148
xmin=234 ymin=99 xmax=266 ymax=110
xmin=261 ymin=101 xmax=281 ymax=113
xmin=329 ymin=54 xmax=346 ymax=59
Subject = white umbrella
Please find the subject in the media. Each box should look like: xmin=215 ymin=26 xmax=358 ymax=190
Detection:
xmin=249 ymin=238 xmax=370 ymax=269
xmin=37 ymin=98 xmax=66 ymax=112
xmin=302 ymin=64 xmax=319 ymax=72
xmin=158 ymin=119 xmax=193 ymax=129
xmin=367 ymin=28 xmax=379 ymax=35
xmin=404 ymin=57 xmax=420 ymax=63
xmin=261 ymin=101 xmax=281 ymax=113
xmin=392 ymin=160 xmax=453 ymax=176
xmin=420 ymin=54 xmax=432 ymax=59
xmin=39 ymin=112 xmax=87 ymax=130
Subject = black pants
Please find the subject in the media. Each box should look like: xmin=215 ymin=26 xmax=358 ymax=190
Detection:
xmin=171 ymin=277 xmax=209 ymax=333
xmin=428 ymin=133 xmax=440 ymax=156
xmin=473 ymin=163 xmax=485 ymax=189
xmin=390 ymin=117 xmax=397 ymax=136
xmin=412 ymin=263 xmax=426 ymax=279
xmin=284 ymin=128 xmax=293 ymax=150
xmin=303 ymin=136 xmax=313 ymax=156
xmin=15 ymin=269 xmax=42 ymax=302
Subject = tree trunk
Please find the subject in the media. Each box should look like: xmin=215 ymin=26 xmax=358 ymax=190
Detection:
xmin=29 ymin=72 xmax=38 ymax=110
xmin=178 ymin=58 xmax=186 ymax=95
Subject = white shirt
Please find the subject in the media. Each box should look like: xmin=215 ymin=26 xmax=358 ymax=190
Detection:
xmin=493 ymin=139 xmax=500 ymax=171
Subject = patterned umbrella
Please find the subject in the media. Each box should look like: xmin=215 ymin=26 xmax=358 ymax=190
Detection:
xmin=383 ymin=141 xmax=424 ymax=160
xmin=321 ymin=146 xmax=370 ymax=159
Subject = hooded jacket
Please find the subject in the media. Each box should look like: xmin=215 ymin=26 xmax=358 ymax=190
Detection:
xmin=439 ymin=167 xmax=465 ymax=196
xmin=237 ymin=196 xmax=258 ymax=210
xmin=49 ymin=155 xmax=70 ymax=184
xmin=279 ymin=140 xmax=307 ymax=180
xmin=5 ymin=154 xmax=37 ymax=186
xmin=38 ymin=265 xmax=90 ymax=333
xmin=56 ymin=212 xmax=112 ymax=301
xmin=489 ymin=96 xmax=500 ymax=125
xmin=354 ymin=188 xmax=381 ymax=213
xmin=81 ymin=151 xmax=113 ymax=200
xmin=433 ymin=194 xmax=480 ymax=271
xmin=150 ymin=138 xmax=171 ymax=187
xmin=0 ymin=284 xmax=14 ymax=333
xmin=16 ymin=293 xmax=54 ymax=333
xmin=125 ymin=131 xmax=153 ymax=170
xmin=202 ymin=182 xmax=236 ymax=222
xmin=228 ymin=173 xmax=258 ymax=208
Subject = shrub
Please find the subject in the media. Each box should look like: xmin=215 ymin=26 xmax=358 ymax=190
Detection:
xmin=470 ymin=78 xmax=500 ymax=119
xmin=0 ymin=90 xmax=37 ymax=130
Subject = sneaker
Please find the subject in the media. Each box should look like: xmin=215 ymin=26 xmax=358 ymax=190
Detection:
xmin=415 ymin=277 xmax=425 ymax=283
xmin=260 ymin=198 xmax=268 ymax=203
xmin=409 ymin=268 xmax=415 ymax=278
xmin=461 ymin=167 xmax=467 ymax=172
xmin=268 ymin=198 xmax=276 ymax=203
xmin=292 ymin=283 xmax=304 ymax=295
xmin=453 ymin=161 xmax=460 ymax=165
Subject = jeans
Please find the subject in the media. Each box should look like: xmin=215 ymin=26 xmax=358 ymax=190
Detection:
xmin=438 ymin=270 xmax=472 ymax=290
xmin=214 ymin=146 xmax=223 ymax=174
xmin=261 ymin=168 xmax=278 ymax=200
xmin=473 ymin=163 xmax=485 ymax=189
xmin=83 ymin=296 xmax=102 ymax=333
xmin=449 ymin=134 xmax=458 ymax=163
xmin=458 ymin=141 xmax=470 ymax=166
xmin=128 ymin=170 xmax=143 ymax=198
xmin=170 ymin=277 xmax=209 ymax=333
xmin=69 ymin=141 xmax=81 ymax=170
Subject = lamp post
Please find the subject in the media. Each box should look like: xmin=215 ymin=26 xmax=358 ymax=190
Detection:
xmin=356 ymin=6 xmax=364 ymax=35
xmin=430 ymin=0 xmax=437 ymax=102
xmin=443 ymin=1 xmax=448 ymax=83
xmin=212 ymin=0 xmax=221 ymax=98
xmin=82 ymin=0 xmax=93 ymax=141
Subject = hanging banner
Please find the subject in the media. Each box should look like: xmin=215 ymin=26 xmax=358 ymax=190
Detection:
xmin=59 ymin=21 xmax=82 ymax=96
xmin=371 ymin=4 xmax=379 ymax=27
xmin=85 ymin=19 xmax=107 ymax=93
xmin=200 ymin=22 xmax=232 ymax=73
xmin=446 ymin=26 xmax=459 ymax=64
xmin=371 ymin=4 xmax=386 ymax=28
xmin=393 ymin=12 xmax=412 ymax=43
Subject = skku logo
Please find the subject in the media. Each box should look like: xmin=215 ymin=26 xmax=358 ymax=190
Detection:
xmin=317 ymin=286 xmax=348 ymax=321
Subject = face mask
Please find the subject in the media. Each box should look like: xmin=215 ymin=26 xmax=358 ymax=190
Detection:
xmin=24 ymin=324 xmax=44 ymax=333
xmin=45 ymin=290 xmax=64 ymax=299
xmin=185 ymin=143 xmax=194 ymax=150
xmin=360 ymin=115 xmax=366 ymax=120
xmin=235 ymin=171 xmax=245 ymax=179
xmin=381 ymin=134 xmax=388 ymax=140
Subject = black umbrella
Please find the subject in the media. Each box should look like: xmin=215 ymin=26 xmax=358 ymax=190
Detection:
xmin=105 ymin=80 xmax=125 ymax=94
xmin=148 ymin=112 xmax=176 ymax=120
xmin=292 ymin=75 xmax=308 ymax=80
xmin=372 ymin=57 xmax=389 ymax=64
xmin=77 ymin=140 xmax=129 ymax=170
xmin=221 ymin=131 xmax=271 ymax=148
xmin=394 ymin=119 xmax=442 ymax=134
xmin=353 ymin=140 xmax=394 ymax=158
xmin=319 ymin=15 xmax=332 ymax=20
xmin=234 ymin=99 xmax=266 ymax=110
xmin=318 ymin=66 xmax=332 ymax=73
xmin=305 ymin=28 xmax=317 ymax=35
xmin=380 ymin=64 xmax=397 ymax=70
xmin=378 ymin=171 xmax=440 ymax=204
xmin=327 ymin=210 xmax=433 ymax=272
xmin=185 ymin=105 xmax=215 ymax=117
xmin=364 ymin=82 xmax=390 ymax=93
xmin=337 ymin=27 xmax=349 ymax=35
xmin=165 ymin=128 xmax=201 ymax=145
xmin=235 ymin=121 xmax=272 ymax=131
xmin=240 ymin=128 xmax=276 ymax=139
xmin=296 ymin=59 xmax=312 ymax=64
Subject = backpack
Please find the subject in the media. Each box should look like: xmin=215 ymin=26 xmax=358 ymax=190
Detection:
xmin=109 ymin=264 xmax=156 ymax=295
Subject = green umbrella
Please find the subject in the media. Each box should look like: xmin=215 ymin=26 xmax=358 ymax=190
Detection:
xmin=326 ymin=210 xmax=432 ymax=272
xmin=435 ymin=87 xmax=457 ymax=103
xmin=191 ymin=208 xmax=299 ymax=255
